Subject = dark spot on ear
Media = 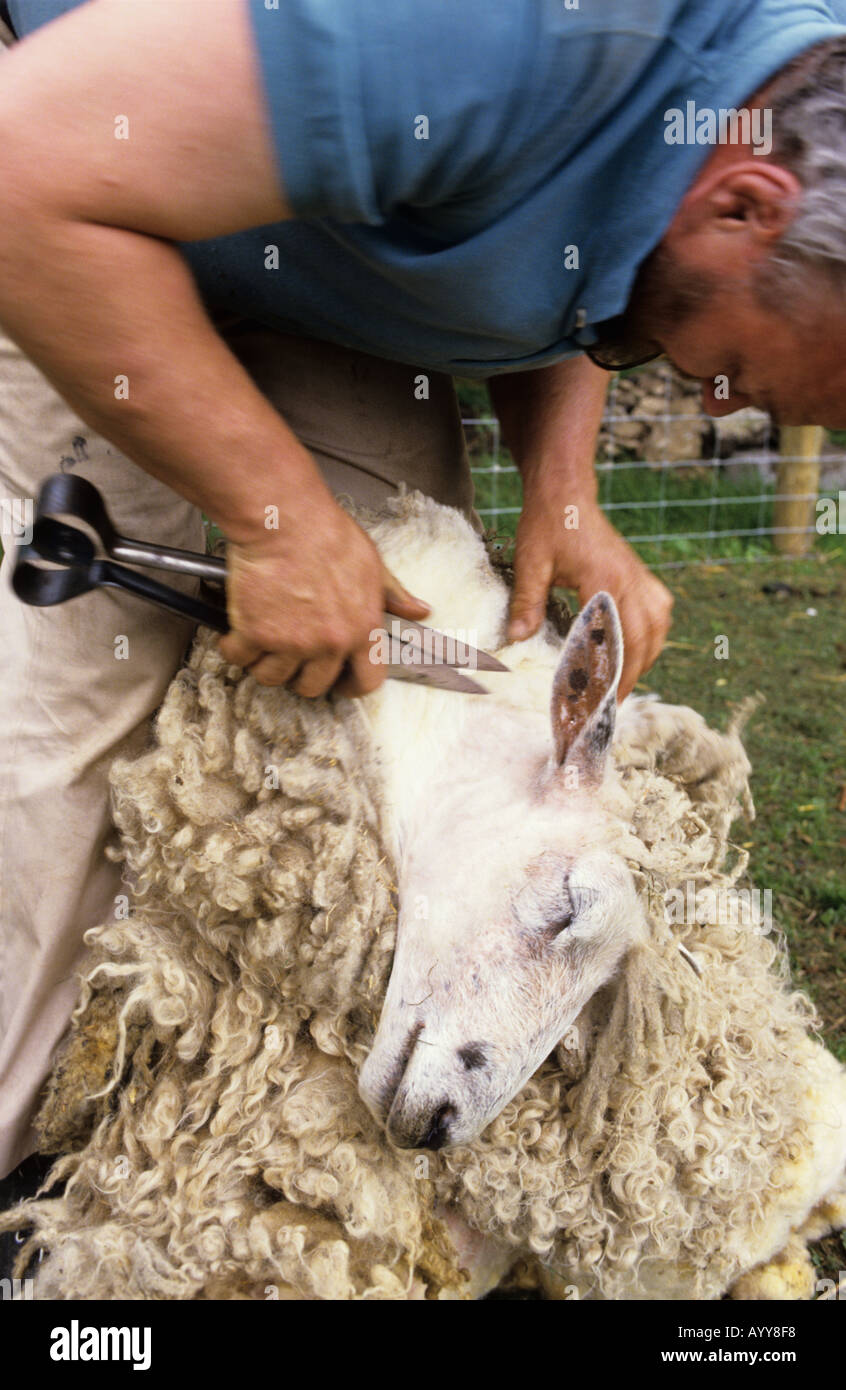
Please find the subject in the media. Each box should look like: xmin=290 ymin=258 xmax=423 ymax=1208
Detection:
xmin=569 ymin=667 xmax=589 ymax=693
xmin=588 ymin=704 xmax=613 ymax=755
xmin=590 ymin=628 xmax=605 ymax=645
xmin=458 ymin=1043 xmax=487 ymax=1071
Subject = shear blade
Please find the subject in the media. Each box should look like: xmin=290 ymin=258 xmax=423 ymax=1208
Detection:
xmin=380 ymin=614 xmax=508 ymax=673
xmin=385 ymin=664 xmax=488 ymax=695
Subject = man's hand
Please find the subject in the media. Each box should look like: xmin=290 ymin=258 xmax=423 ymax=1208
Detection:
xmin=218 ymin=491 xmax=430 ymax=697
xmin=490 ymin=357 xmax=673 ymax=700
xmin=506 ymin=493 xmax=673 ymax=700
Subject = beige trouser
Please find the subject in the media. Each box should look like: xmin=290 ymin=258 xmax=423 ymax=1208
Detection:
xmin=0 ymin=301 xmax=474 ymax=1176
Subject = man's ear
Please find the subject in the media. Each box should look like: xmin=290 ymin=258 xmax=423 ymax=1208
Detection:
xmin=709 ymin=163 xmax=802 ymax=244
xmin=670 ymin=161 xmax=801 ymax=248
xmin=550 ymin=591 xmax=623 ymax=787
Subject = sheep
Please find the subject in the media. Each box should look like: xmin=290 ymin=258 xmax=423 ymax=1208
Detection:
xmin=359 ymin=581 xmax=643 ymax=1152
xmin=3 ymin=489 xmax=845 ymax=1301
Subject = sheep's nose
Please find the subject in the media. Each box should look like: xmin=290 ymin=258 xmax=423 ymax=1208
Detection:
xmin=418 ymin=1102 xmax=454 ymax=1151
xmin=388 ymin=1100 xmax=455 ymax=1150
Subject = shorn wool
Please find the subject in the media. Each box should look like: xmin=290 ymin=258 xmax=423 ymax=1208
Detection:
xmin=3 ymin=492 xmax=845 ymax=1299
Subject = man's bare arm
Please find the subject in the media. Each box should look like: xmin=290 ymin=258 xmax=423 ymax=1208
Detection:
xmin=490 ymin=356 xmax=673 ymax=697
xmin=490 ymin=354 xmax=607 ymax=509
xmin=0 ymin=0 xmax=428 ymax=693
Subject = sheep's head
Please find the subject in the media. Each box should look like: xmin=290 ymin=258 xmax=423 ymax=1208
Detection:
xmin=359 ymin=592 xmax=646 ymax=1150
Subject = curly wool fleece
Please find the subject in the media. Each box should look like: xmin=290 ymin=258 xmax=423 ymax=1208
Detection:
xmin=5 ymin=492 xmax=846 ymax=1301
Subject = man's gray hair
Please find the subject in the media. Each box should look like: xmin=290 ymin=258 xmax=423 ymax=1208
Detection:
xmin=756 ymin=37 xmax=846 ymax=311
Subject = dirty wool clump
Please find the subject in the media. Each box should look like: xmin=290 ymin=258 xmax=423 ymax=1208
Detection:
xmin=3 ymin=499 xmax=845 ymax=1301
xmin=19 ymin=644 xmax=442 ymax=1299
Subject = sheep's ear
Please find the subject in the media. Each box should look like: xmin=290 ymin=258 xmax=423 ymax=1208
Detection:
xmin=550 ymin=592 xmax=623 ymax=786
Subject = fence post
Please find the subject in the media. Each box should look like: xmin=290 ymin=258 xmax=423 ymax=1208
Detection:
xmin=773 ymin=425 xmax=823 ymax=555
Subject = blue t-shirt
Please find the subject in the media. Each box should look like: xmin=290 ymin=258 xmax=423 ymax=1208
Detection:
xmin=9 ymin=0 xmax=846 ymax=376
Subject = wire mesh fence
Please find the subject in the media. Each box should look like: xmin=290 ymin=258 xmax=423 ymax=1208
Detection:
xmin=462 ymin=362 xmax=846 ymax=568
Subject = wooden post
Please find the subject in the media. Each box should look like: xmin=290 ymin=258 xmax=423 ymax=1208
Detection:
xmin=773 ymin=425 xmax=823 ymax=556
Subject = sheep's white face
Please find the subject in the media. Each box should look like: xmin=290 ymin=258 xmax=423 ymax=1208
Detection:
xmin=359 ymin=593 xmax=645 ymax=1150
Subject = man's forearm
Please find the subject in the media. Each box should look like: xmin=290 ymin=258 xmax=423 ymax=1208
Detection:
xmin=489 ymin=355 xmax=608 ymax=504
xmin=0 ymin=212 xmax=328 ymax=546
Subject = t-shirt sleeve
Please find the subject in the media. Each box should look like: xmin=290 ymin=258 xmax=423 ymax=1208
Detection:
xmin=8 ymin=0 xmax=86 ymax=34
xmin=247 ymin=0 xmax=537 ymax=224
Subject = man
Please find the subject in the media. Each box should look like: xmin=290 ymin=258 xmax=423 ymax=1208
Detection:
xmin=0 ymin=0 xmax=845 ymax=1180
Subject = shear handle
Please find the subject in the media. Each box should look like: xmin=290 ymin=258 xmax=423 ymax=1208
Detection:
xmin=98 ymin=560 xmax=230 ymax=631
xmin=33 ymin=473 xmax=226 ymax=584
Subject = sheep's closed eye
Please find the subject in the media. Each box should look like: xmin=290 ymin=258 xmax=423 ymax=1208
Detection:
xmin=512 ymin=865 xmax=576 ymax=937
xmin=548 ymin=908 xmax=574 ymax=936
xmin=547 ymin=886 xmax=575 ymax=936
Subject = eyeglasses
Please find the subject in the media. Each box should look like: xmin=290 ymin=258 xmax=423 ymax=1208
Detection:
xmin=582 ymin=313 xmax=663 ymax=372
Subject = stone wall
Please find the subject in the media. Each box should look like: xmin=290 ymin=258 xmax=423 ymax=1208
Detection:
xmin=599 ymin=364 xmax=774 ymax=463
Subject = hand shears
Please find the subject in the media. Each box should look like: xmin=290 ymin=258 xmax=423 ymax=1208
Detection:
xmin=12 ymin=474 xmax=508 ymax=694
